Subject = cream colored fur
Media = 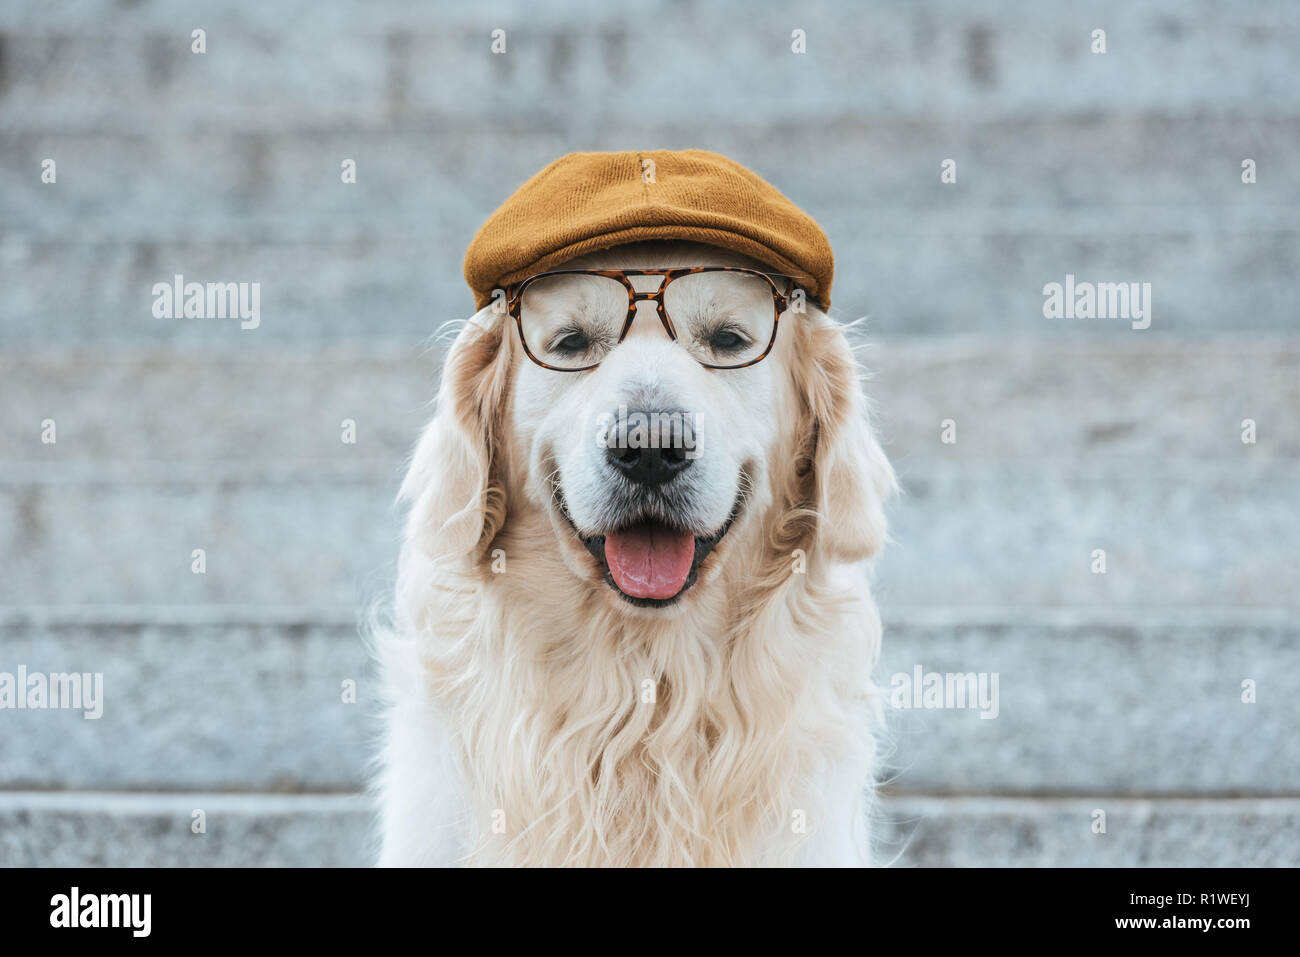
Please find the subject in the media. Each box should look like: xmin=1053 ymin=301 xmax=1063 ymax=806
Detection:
xmin=374 ymin=243 xmax=895 ymax=866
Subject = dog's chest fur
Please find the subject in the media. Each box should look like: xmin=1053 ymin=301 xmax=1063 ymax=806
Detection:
xmin=377 ymin=532 xmax=880 ymax=867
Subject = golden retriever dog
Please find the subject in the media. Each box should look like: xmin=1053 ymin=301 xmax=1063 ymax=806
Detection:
xmin=374 ymin=239 xmax=894 ymax=866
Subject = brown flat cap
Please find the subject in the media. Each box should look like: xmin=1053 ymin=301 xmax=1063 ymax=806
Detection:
xmin=463 ymin=149 xmax=834 ymax=310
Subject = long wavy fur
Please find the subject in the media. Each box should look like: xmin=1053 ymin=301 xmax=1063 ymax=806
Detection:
xmin=373 ymin=300 xmax=895 ymax=867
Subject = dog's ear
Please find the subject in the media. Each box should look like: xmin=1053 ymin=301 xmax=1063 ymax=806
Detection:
xmin=401 ymin=310 xmax=512 ymax=565
xmin=795 ymin=317 xmax=896 ymax=563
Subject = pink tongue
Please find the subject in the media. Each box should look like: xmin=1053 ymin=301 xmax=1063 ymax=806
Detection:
xmin=604 ymin=524 xmax=696 ymax=600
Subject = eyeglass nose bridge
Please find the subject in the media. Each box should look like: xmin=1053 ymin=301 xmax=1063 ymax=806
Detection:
xmin=623 ymin=285 xmax=679 ymax=342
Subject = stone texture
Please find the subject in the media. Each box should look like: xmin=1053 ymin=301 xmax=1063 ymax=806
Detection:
xmin=4 ymin=120 xmax=1295 ymax=241
xmin=878 ymin=610 xmax=1299 ymax=796
xmin=3 ymin=792 xmax=1296 ymax=867
xmin=2 ymin=1 xmax=1297 ymax=131
xmin=0 ymin=791 xmax=373 ymax=867
xmin=1 ymin=0 xmax=1295 ymax=870
xmin=2 ymin=611 xmax=1294 ymax=795
xmin=2 ymin=228 xmax=1297 ymax=343
xmin=0 ymin=614 xmax=376 ymax=792
xmin=875 ymin=796 xmax=1300 ymax=868
xmin=2 ymin=0 xmax=1298 ymax=341
xmin=3 ymin=340 xmax=1295 ymax=465
xmin=0 ymin=461 xmax=1293 ymax=607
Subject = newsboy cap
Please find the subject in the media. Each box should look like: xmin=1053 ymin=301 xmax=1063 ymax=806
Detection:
xmin=463 ymin=149 xmax=834 ymax=311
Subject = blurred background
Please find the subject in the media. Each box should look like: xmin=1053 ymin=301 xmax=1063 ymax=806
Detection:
xmin=1 ymin=0 xmax=1297 ymax=866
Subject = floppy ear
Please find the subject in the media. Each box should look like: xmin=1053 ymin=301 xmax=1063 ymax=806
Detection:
xmin=796 ymin=317 xmax=896 ymax=563
xmin=400 ymin=309 xmax=513 ymax=566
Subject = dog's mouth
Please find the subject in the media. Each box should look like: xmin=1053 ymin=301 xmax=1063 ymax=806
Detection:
xmin=555 ymin=492 xmax=740 ymax=608
xmin=582 ymin=518 xmax=735 ymax=607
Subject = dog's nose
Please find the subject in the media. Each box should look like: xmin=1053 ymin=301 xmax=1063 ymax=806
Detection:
xmin=605 ymin=409 xmax=695 ymax=486
xmin=607 ymin=443 xmax=693 ymax=486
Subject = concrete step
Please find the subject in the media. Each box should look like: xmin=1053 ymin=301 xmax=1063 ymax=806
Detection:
xmin=879 ymin=608 xmax=1299 ymax=797
xmin=867 ymin=337 xmax=1300 ymax=463
xmin=1 ymin=609 xmax=1294 ymax=795
xmin=5 ymin=117 xmax=1296 ymax=241
xmin=0 ymin=791 xmax=373 ymax=867
xmin=875 ymin=795 xmax=1300 ymax=867
xmin=0 ymin=459 xmax=1292 ymax=607
xmin=881 ymin=459 xmax=1297 ymax=607
xmin=2 ymin=340 xmax=1295 ymax=607
xmin=2 ymin=790 xmax=1295 ymax=866
xmin=5 ymin=339 xmax=1294 ymax=465
xmin=2 ymin=0 xmax=1297 ymax=133
xmin=0 ymin=345 xmax=436 ymax=470
xmin=3 ymin=225 xmax=1298 ymax=341
xmin=0 ymin=610 xmax=374 ymax=793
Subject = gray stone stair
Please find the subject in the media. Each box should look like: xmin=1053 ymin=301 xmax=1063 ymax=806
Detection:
xmin=5 ymin=120 xmax=1297 ymax=243
xmin=5 ymin=339 xmax=1295 ymax=462
xmin=1 ymin=462 xmax=1294 ymax=607
xmin=3 ymin=340 xmax=1294 ymax=608
xmin=3 ymin=0 xmax=1297 ymax=129
xmin=1 ymin=608 xmax=1294 ymax=796
xmin=4 ymin=0 xmax=1299 ymax=341
xmin=4 ymin=226 xmax=1296 ymax=342
xmin=2 ymin=791 xmax=1295 ymax=867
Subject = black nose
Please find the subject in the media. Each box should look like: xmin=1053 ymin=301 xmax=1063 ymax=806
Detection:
xmin=605 ymin=410 xmax=695 ymax=487
xmin=607 ymin=443 xmax=693 ymax=486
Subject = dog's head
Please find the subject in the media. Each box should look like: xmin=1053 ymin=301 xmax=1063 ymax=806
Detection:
xmin=402 ymin=241 xmax=893 ymax=618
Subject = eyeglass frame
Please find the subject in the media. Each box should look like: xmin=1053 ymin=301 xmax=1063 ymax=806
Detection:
xmin=504 ymin=266 xmax=799 ymax=372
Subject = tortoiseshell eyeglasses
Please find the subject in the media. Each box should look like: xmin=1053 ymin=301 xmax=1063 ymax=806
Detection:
xmin=504 ymin=267 xmax=799 ymax=371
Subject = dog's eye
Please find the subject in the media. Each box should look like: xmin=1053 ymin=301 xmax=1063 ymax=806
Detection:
xmin=706 ymin=326 xmax=751 ymax=353
xmin=550 ymin=330 xmax=591 ymax=355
